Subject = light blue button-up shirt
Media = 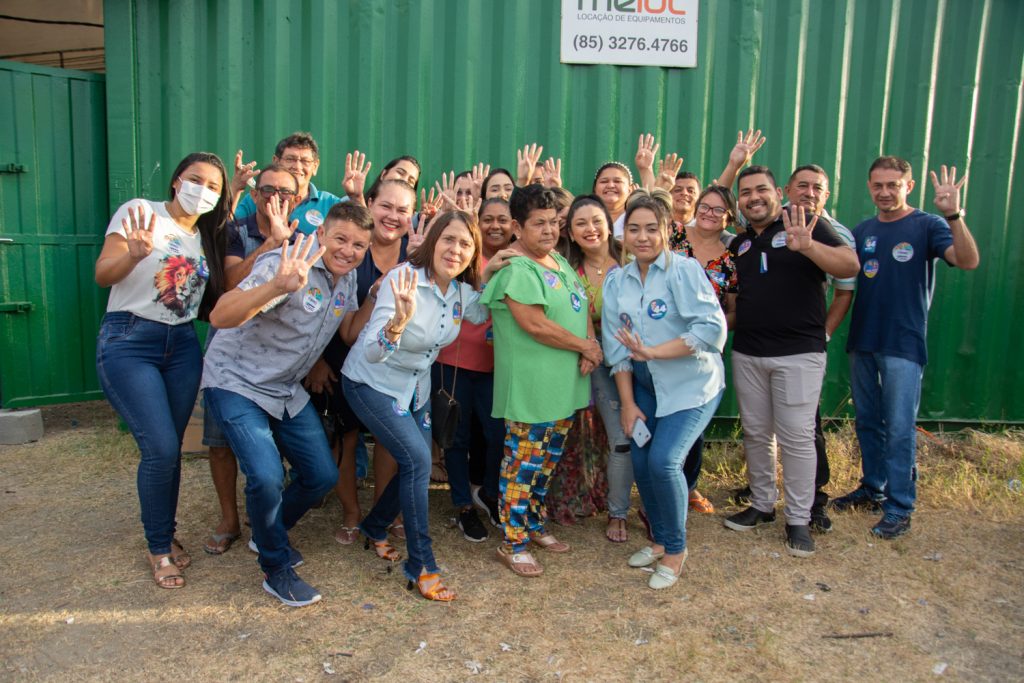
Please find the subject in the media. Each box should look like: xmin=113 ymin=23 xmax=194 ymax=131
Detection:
xmin=342 ymin=264 xmax=488 ymax=411
xmin=602 ymin=251 xmax=727 ymax=416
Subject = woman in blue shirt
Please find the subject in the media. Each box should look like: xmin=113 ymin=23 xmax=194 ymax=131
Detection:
xmin=602 ymin=193 xmax=728 ymax=590
xmin=341 ymin=211 xmax=511 ymax=601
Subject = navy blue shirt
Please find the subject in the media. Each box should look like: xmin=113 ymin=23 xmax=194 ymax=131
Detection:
xmin=847 ymin=209 xmax=954 ymax=366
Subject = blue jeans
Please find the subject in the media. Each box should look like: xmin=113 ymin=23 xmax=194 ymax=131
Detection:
xmin=95 ymin=312 xmax=201 ymax=555
xmin=630 ymin=361 xmax=722 ymax=555
xmin=433 ymin=363 xmax=505 ymax=506
xmin=850 ymin=352 xmax=924 ymax=517
xmin=342 ymin=377 xmax=437 ymax=581
xmin=204 ymin=388 xmax=338 ymax=573
xmin=591 ymin=363 xmax=633 ymax=518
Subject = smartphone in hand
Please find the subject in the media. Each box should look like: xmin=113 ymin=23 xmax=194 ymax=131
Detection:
xmin=632 ymin=418 xmax=652 ymax=447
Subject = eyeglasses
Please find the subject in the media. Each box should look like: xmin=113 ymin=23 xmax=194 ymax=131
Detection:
xmin=280 ymin=155 xmax=317 ymax=168
xmin=696 ymin=203 xmax=727 ymax=217
xmin=257 ymin=186 xmax=297 ymax=198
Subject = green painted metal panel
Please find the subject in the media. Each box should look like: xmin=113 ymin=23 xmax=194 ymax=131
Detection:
xmin=0 ymin=59 xmax=108 ymax=407
xmin=103 ymin=0 xmax=1024 ymax=422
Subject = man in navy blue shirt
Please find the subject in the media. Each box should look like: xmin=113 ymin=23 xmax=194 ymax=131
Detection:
xmin=832 ymin=156 xmax=979 ymax=538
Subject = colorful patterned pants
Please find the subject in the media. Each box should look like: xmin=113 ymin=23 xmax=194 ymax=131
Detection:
xmin=499 ymin=417 xmax=574 ymax=552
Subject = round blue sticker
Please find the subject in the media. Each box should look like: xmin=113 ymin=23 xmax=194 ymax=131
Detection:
xmin=570 ymin=292 xmax=582 ymax=312
xmin=619 ymin=313 xmax=633 ymax=330
xmin=892 ymin=242 xmax=914 ymax=262
xmin=647 ymin=299 xmax=668 ymax=319
xmin=864 ymin=259 xmax=880 ymax=278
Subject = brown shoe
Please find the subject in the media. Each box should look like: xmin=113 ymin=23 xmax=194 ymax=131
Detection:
xmin=495 ymin=546 xmax=544 ymax=577
xmin=530 ymin=533 xmax=571 ymax=553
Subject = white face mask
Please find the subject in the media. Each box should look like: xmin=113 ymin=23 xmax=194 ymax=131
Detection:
xmin=176 ymin=178 xmax=220 ymax=215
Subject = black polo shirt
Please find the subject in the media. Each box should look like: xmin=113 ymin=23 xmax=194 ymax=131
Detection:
xmin=730 ymin=212 xmax=845 ymax=357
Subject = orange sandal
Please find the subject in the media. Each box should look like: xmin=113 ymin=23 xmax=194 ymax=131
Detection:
xmin=688 ymin=490 xmax=715 ymax=514
xmin=364 ymin=536 xmax=402 ymax=562
xmin=530 ymin=533 xmax=571 ymax=553
xmin=407 ymin=571 xmax=456 ymax=602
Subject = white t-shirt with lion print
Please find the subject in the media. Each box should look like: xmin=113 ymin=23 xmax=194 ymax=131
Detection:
xmin=104 ymin=199 xmax=209 ymax=324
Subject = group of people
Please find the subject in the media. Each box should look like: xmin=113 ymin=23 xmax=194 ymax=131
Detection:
xmin=94 ymin=129 xmax=979 ymax=606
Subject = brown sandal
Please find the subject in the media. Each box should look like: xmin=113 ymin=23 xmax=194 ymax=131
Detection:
xmin=148 ymin=554 xmax=185 ymax=589
xmin=170 ymin=538 xmax=192 ymax=570
xmin=605 ymin=517 xmax=628 ymax=543
xmin=364 ymin=536 xmax=402 ymax=562
xmin=530 ymin=533 xmax=571 ymax=553
xmin=496 ymin=546 xmax=544 ymax=577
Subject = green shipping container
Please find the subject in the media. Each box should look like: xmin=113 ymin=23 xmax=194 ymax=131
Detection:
xmin=99 ymin=0 xmax=1023 ymax=423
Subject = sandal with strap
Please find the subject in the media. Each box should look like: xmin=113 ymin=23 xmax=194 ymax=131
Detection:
xmin=148 ymin=554 xmax=185 ymax=589
xmin=388 ymin=523 xmax=407 ymax=540
xmin=364 ymin=536 xmax=402 ymax=562
xmin=203 ymin=532 xmax=241 ymax=555
xmin=530 ymin=533 xmax=570 ymax=553
xmin=170 ymin=538 xmax=192 ymax=570
xmin=407 ymin=571 xmax=456 ymax=602
xmin=334 ymin=526 xmax=359 ymax=545
xmin=605 ymin=516 xmax=628 ymax=543
xmin=495 ymin=546 xmax=544 ymax=577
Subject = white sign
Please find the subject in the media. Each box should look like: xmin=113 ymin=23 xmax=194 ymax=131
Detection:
xmin=560 ymin=0 xmax=698 ymax=69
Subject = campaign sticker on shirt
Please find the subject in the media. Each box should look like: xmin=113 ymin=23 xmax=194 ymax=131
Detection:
xmin=305 ymin=209 xmax=324 ymax=227
xmin=392 ymin=401 xmax=410 ymax=417
xmin=165 ymin=235 xmax=184 ymax=256
xmin=485 ymin=326 xmax=494 ymax=345
xmin=542 ymin=270 xmax=562 ymax=289
xmin=737 ymin=239 xmax=752 ymax=256
xmin=647 ymin=299 xmax=668 ymax=319
xmin=619 ymin=313 xmax=633 ymax=330
xmin=570 ymin=292 xmax=582 ymax=312
xmin=892 ymin=242 xmax=914 ymax=262
xmin=421 ymin=411 xmax=432 ymax=430
xmin=864 ymin=259 xmax=880 ymax=278
xmin=864 ymin=236 xmax=878 ymax=253
xmin=303 ymin=286 xmax=323 ymax=313
xmin=197 ymin=255 xmax=209 ymax=280
xmin=771 ymin=232 xmax=788 ymax=248
xmin=452 ymin=300 xmax=463 ymax=324
xmin=331 ymin=292 xmax=347 ymax=317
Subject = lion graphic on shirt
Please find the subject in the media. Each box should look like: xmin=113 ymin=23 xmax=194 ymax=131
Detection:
xmin=153 ymin=255 xmax=202 ymax=318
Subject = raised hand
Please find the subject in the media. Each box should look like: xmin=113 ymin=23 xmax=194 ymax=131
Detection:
xmin=266 ymin=194 xmax=298 ymax=246
xmin=635 ymin=133 xmax=660 ymax=172
xmin=929 ymin=164 xmax=967 ymax=215
xmin=455 ymin=194 xmax=482 ymax=216
xmin=408 ymin=214 xmax=429 ymax=251
xmin=782 ymin=204 xmax=818 ymax=252
xmin=470 ymin=162 xmax=491 ymax=197
xmin=729 ymin=129 xmax=767 ymax=167
xmin=435 ymin=171 xmax=457 ymax=208
xmin=516 ymin=143 xmax=543 ymax=185
xmin=655 ymin=153 xmax=684 ymax=190
xmin=271 ymin=233 xmax=325 ymax=294
xmin=342 ymin=150 xmax=371 ymax=200
xmin=419 ymin=187 xmax=443 ymax=225
xmin=615 ymin=328 xmax=656 ymax=362
xmin=229 ymin=149 xmax=259 ymax=196
xmin=389 ymin=266 xmax=419 ymax=330
xmin=122 ymin=204 xmax=156 ymax=261
xmin=542 ymin=157 xmax=563 ymax=188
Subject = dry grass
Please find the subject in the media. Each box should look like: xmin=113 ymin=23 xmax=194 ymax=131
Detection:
xmin=1 ymin=403 xmax=1022 ymax=682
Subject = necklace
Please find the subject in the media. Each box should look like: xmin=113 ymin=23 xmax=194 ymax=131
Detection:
xmin=584 ymin=259 xmax=607 ymax=277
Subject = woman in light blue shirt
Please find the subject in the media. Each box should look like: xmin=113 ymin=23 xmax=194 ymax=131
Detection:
xmin=341 ymin=211 xmax=509 ymax=601
xmin=602 ymin=192 xmax=727 ymax=590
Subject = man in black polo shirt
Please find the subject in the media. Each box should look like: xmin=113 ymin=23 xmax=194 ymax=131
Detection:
xmin=723 ymin=165 xmax=859 ymax=557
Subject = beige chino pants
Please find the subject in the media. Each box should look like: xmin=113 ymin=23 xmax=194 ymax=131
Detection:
xmin=732 ymin=351 xmax=827 ymax=525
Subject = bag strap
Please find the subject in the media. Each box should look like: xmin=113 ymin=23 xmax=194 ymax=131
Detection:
xmin=450 ymin=285 xmax=462 ymax=395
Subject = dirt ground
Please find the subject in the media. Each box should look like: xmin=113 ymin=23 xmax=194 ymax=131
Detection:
xmin=0 ymin=403 xmax=1021 ymax=682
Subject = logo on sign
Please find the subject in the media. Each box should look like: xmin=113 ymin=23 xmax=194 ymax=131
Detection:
xmin=864 ymin=259 xmax=880 ymax=279
xmin=892 ymin=242 xmax=914 ymax=262
xmin=647 ymin=299 xmax=668 ymax=319
xmin=576 ymin=0 xmax=687 ymax=15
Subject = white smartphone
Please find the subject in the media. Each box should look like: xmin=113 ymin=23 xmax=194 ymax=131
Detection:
xmin=632 ymin=418 xmax=652 ymax=447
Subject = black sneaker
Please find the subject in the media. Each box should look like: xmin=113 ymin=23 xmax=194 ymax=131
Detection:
xmin=262 ymin=567 xmax=322 ymax=607
xmin=871 ymin=513 xmax=911 ymax=539
xmin=830 ymin=487 xmax=884 ymax=513
xmin=810 ymin=504 xmax=833 ymax=533
xmin=730 ymin=485 xmax=752 ymax=506
xmin=458 ymin=508 xmax=489 ymax=542
xmin=785 ymin=524 xmax=816 ymax=558
xmin=476 ymin=491 xmax=501 ymax=528
xmin=723 ymin=506 xmax=776 ymax=531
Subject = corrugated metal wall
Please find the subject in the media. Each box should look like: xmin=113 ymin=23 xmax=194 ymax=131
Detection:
xmin=104 ymin=0 xmax=1024 ymax=423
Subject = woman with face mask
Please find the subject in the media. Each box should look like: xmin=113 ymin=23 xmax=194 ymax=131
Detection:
xmin=94 ymin=152 xmax=230 ymax=590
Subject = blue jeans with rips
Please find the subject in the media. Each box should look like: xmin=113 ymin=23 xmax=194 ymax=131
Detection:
xmin=850 ymin=352 xmax=924 ymax=517
xmin=630 ymin=361 xmax=722 ymax=555
xmin=342 ymin=377 xmax=438 ymax=581
xmin=204 ymin=388 xmax=338 ymax=573
xmin=96 ymin=312 xmax=201 ymax=556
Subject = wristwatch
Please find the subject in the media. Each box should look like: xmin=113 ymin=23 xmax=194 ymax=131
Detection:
xmin=945 ymin=209 xmax=964 ymax=222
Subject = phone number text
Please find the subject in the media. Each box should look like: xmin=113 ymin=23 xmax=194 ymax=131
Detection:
xmin=572 ymin=35 xmax=689 ymax=53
